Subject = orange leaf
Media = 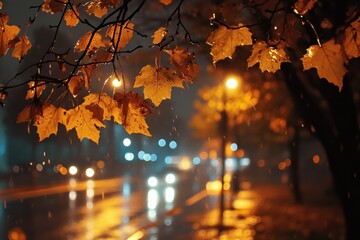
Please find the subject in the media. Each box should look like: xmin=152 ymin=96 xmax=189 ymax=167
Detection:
xmin=152 ymin=27 xmax=167 ymax=45
xmin=92 ymin=48 xmax=114 ymax=62
xmin=134 ymin=65 xmax=183 ymax=106
xmin=0 ymin=13 xmax=20 ymax=56
xmin=106 ymin=22 xmax=134 ymax=51
xmin=0 ymin=2 xmax=2 ymax=10
xmin=34 ymin=104 xmax=66 ymax=141
xmin=113 ymin=92 xmax=152 ymax=136
xmin=164 ymin=47 xmax=199 ymax=82
xmin=99 ymin=0 xmax=121 ymax=8
xmin=85 ymin=0 xmax=108 ymax=18
xmin=301 ymin=39 xmax=346 ymax=91
xmin=16 ymin=102 xmax=42 ymax=124
xmin=12 ymin=35 xmax=32 ymax=60
xmin=206 ymin=24 xmax=252 ymax=63
xmin=42 ymin=0 xmax=65 ymax=14
xmin=85 ymin=104 xmax=104 ymax=122
xmin=160 ymin=0 xmax=172 ymax=5
xmin=25 ymin=81 xmax=46 ymax=100
xmin=80 ymin=64 xmax=96 ymax=91
xmin=65 ymin=105 xmax=105 ymax=144
xmin=83 ymin=93 xmax=116 ymax=121
xmin=342 ymin=16 xmax=360 ymax=60
xmin=294 ymin=0 xmax=317 ymax=15
xmin=68 ymin=75 xmax=84 ymax=97
xmin=247 ymin=41 xmax=290 ymax=73
xmin=75 ymin=32 xmax=106 ymax=54
xmin=64 ymin=6 xmax=80 ymax=27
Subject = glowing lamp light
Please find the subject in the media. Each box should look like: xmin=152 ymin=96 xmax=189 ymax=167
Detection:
xmin=112 ymin=78 xmax=122 ymax=88
xmin=85 ymin=168 xmax=95 ymax=178
xmin=69 ymin=166 xmax=78 ymax=175
xmin=147 ymin=176 xmax=158 ymax=187
xmin=225 ymin=77 xmax=238 ymax=89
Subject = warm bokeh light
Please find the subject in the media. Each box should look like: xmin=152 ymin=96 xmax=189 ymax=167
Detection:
xmin=112 ymin=78 xmax=122 ymax=88
xmin=257 ymin=159 xmax=266 ymax=168
xmin=97 ymin=160 xmax=105 ymax=169
xmin=313 ymin=154 xmax=320 ymax=164
xmin=59 ymin=166 xmax=68 ymax=175
xmin=68 ymin=166 xmax=78 ymax=175
xmin=278 ymin=162 xmax=286 ymax=170
xmin=225 ymin=77 xmax=239 ymax=89
xmin=85 ymin=168 xmax=95 ymax=178
xmin=284 ymin=158 xmax=292 ymax=167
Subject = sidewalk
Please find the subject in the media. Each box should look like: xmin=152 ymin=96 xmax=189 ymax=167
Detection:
xmin=187 ymin=184 xmax=345 ymax=240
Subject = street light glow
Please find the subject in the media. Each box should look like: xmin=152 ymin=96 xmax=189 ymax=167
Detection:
xmin=226 ymin=77 xmax=238 ymax=89
xmin=112 ymin=78 xmax=122 ymax=88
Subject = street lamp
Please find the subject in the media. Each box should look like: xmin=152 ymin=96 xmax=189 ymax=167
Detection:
xmin=218 ymin=76 xmax=239 ymax=231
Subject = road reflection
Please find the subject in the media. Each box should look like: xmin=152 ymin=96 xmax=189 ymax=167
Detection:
xmin=1 ymin=167 xmax=212 ymax=240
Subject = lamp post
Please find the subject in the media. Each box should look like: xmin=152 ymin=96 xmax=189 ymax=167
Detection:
xmin=219 ymin=76 xmax=238 ymax=231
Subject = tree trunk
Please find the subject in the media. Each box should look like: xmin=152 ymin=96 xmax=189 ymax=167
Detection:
xmin=281 ymin=64 xmax=360 ymax=240
xmin=289 ymin=127 xmax=302 ymax=203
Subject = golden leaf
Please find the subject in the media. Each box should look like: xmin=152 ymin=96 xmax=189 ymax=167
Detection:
xmin=0 ymin=13 xmax=20 ymax=56
xmin=84 ymin=0 xmax=108 ymax=18
xmin=206 ymin=24 xmax=252 ymax=63
xmin=12 ymin=35 xmax=32 ymax=60
xmin=64 ymin=6 xmax=80 ymax=27
xmin=34 ymin=104 xmax=66 ymax=141
xmin=106 ymin=22 xmax=134 ymax=51
xmin=164 ymin=47 xmax=199 ymax=82
xmin=68 ymin=75 xmax=84 ymax=97
xmin=75 ymin=32 xmax=106 ymax=54
xmin=80 ymin=64 xmax=96 ymax=91
xmin=65 ymin=105 xmax=105 ymax=144
xmin=342 ymin=16 xmax=360 ymax=60
xmin=92 ymin=48 xmax=114 ymax=62
xmin=83 ymin=93 xmax=116 ymax=120
xmin=301 ymin=39 xmax=346 ymax=91
xmin=42 ymin=0 xmax=65 ymax=14
xmin=113 ymin=92 xmax=152 ymax=136
xmin=247 ymin=41 xmax=290 ymax=73
xmin=16 ymin=102 xmax=43 ymax=123
xmin=25 ymin=81 xmax=46 ymax=100
xmin=152 ymin=27 xmax=167 ymax=45
xmin=134 ymin=65 xmax=183 ymax=106
xmin=294 ymin=0 xmax=317 ymax=15
xmin=160 ymin=0 xmax=172 ymax=5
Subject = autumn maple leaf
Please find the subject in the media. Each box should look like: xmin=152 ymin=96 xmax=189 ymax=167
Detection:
xmin=152 ymin=27 xmax=167 ymax=45
xmin=12 ymin=35 xmax=32 ymax=61
xmin=64 ymin=6 xmax=80 ymax=27
xmin=113 ymin=92 xmax=152 ymax=136
xmin=84 ymin=0 xmax=108 ymax=18
xmin=25 ymin=81 xmax=46 ymax=100
xmin=65 ymin=105 xmax=106 ymax=144
xmin=42 ymin=0 xmax=65 ymax=14
xmin=0 ymin=13 xmax=20 ymax=57
xmin=294 ymin=0 xmax=317 ymax=15
xmin=106 ymin=22 xmax=134 ymax=51
xmin=34 ymin=104 xmax=66 ymax=141
xmin=67 ymin=75 xmax=84 ymax=97
xmin=75 ymin=32 xmax=106 ymax=54
xmin=301 ymin=39 xmax=346 ymax=91
xmin=247 ymin=41 xmax=290 ymax=73
xmin=134 ymin=65 xmax=183 ymax=106
xmin=164 ymin=47 xmax=199 ymax=82
xmin=83 ymin=93 xmax=117 ymax=121
xmin=206 ymin=24 xmax=253 ymax=63
xmin=342 ymin=16 xmax=360 ymax=60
